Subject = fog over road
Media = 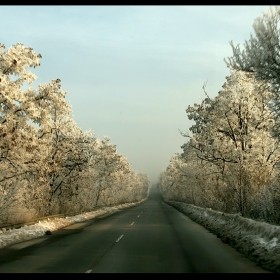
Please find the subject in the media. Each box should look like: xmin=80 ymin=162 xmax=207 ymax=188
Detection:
xmin=0 ymin=186 xmax=270 ymax=273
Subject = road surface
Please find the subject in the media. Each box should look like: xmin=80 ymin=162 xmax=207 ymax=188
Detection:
xmin=0 ymin=186 xmax=271 ymax=273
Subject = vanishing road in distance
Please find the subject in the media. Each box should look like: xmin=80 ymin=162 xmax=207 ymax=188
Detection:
xmin=0 ymin=186 xmax=270 ymax=273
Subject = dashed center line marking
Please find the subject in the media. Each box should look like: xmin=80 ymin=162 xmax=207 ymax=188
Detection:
xmin=131 ymin=222 xmax=134 ymax=226
xmin=115 ymin=234 xmax=124 ymax=243
xmin=137 ymin=215 xmax=140 ymax=218
xmin=85 ymin=269 xmax=92 ymax=273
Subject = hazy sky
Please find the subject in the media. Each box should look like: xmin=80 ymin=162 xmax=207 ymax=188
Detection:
xmin=0 ymin=5 xmax=271 ymax=185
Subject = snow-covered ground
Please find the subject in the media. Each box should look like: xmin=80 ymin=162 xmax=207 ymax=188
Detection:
xmin=0 ymin=198 xmax=279 ymax=273
xmin=165 ymin=200 xmax=280 ymax=273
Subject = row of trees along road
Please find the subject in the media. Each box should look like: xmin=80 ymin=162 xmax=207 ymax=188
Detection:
xmin=0 ymin=43 xmax=149 ymax=224
xmin=159 ymin=6 xmax=280 ymax=225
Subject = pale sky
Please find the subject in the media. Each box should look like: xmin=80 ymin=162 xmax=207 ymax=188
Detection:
xmin=0 ymin=5 xmax=271 ymax=185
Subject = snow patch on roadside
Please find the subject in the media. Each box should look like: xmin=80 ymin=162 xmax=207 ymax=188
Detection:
xmin=0 ymin=199 xmax=146 ymax=250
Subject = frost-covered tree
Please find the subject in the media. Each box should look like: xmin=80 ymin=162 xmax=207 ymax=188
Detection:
xmin=0 ymin=42 xmax=150 ymax=223
xmin=225 ymin=6 xmax=280 ymax=90
xmin=88 ymin=137 xmax=122 ymax=206
xmin=117 ymin=171 xmax=149 ymax=204
xmin=161 ymin=154 xmax=189 ymax=202
xmin=43 ymin=123 xmax=97 ymax=214
xmin=0 ymin=43 xmax=81 ymax=218
xmin=225 ymin=6 xmax=280 ymax=137
xmin=179 ymin=141 xmax=228 ymax=209
xmin=186 ymin=70 xmax=279 ymax=216
xmin=0 ymin=43 xmax=45 ymax=221
xmin=158 ymin=141 xmax=228 ymax=211
xmin=158 ymin=149 xmax=199 ymax=203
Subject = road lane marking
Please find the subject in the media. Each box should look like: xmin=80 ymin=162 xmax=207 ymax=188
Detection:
xmin=115 ymin=234 xmax=124 ymax=242
xmin=137 ymin=215 xmax=140 ymax=218
xmin=131 ymin=222 xmax=134 ymax=226
xmin=85 ymin=269 xmax=92 ymax=273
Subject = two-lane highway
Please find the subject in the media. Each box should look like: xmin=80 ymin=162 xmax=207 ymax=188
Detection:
xmin=0 ymin=186 xmax=271 ymax=273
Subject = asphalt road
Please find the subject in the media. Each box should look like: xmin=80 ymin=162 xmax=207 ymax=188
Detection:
xmin=0 ymin=186 xmax=271 ymax=273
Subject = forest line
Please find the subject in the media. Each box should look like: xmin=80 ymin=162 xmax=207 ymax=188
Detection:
xmin=0 ymin=43 xmax=149 ymax=224
xmin=159 ymin=6 xmax=280 ymax=225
